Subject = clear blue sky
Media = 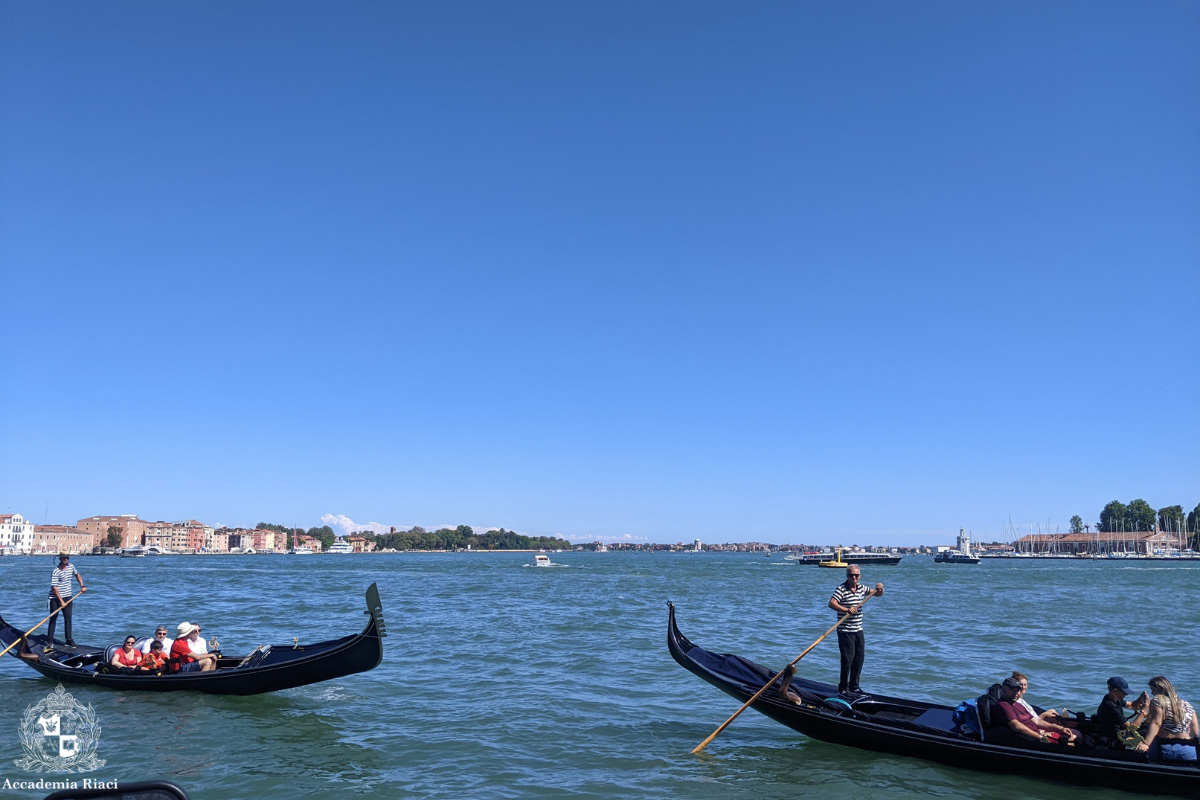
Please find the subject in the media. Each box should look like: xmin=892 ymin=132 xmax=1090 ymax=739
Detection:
xmin=2 ymin=2 xmax=1197 ymax=545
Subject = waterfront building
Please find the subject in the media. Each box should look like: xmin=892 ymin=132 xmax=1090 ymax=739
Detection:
xmin=76 ymin=514 xmax=143 ymax=549
xmin=30 ymin=525 xmax=93 ymax=555
xmin=1014 ymin=530 xmax=1187 ymax=556
xmin=0 ymin=513 xmax=34 ymax=554
xmin=207 ymin=528 xmax=229 ymax=553
xmin=347 ymin=535 xmax=374 ymax=553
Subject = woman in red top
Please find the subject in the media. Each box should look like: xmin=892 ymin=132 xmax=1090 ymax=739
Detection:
xmin=110 ymin=636 xmax=142 ymax=669
xmin=170 ymin=622 xmax=218 ymax=673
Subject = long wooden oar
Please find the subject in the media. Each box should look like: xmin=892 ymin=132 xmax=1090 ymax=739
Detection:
xmin=691 ymin=593 xmax=874 ymax=754
xmin=0 ymin=592 xmax=83 ymax=659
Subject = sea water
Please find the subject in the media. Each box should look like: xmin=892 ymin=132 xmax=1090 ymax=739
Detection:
xmin=0 ymin=553 xmax=1196 ymax=799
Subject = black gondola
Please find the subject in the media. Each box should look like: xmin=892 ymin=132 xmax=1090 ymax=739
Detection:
xmin=0 ymin=584 xmax=386 ymax=696
xmin=668 ymin=602 xmax=1199 ymax=798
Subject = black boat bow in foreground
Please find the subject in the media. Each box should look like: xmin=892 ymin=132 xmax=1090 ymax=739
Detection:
xmin=0 ymin=584 xmax=386 ymax=695
xmin=668 ymin=602 xmax=1199 ymax=797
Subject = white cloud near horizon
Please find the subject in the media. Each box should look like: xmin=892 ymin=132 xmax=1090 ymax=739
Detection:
xmin=320 ymin=513 xmax=391 ymax=536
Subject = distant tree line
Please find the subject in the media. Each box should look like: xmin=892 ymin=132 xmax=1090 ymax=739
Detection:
xmin=366 ymin=525 xmax=570 ymax=551
xmin=255 ymin=522 xmax=569 ymax=551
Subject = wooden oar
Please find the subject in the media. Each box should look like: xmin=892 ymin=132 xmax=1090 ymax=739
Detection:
xmin=0 ymin=592 xmax=83 ymax=659
xmin=691 ymin=593 xmax=875 ymax=754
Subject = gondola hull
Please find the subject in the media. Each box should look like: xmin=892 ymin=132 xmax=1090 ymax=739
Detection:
xmin=0 ymin=584 xmax=386 ymax=696
xmin=668 ymin=602 xmax=1200 ymax=798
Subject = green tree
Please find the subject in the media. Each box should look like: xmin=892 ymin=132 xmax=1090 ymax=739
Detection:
xmin=1069 ymin=515 xmax=1084 ymax=534
xmin=1127 ymin=499 xmax=1156 ymax=532
xmin=1158 ymin=505 xmax=1185 ymax=533
xmin=1099 ymin=500 xmax=1128 ymax=532
xmin=1190 ymin=503 xmax=1200 ymax=549
xmin=306 ymin=525 xmax=336 ymax=550
xmin=106 ymin=525 xmax=123 ymax=549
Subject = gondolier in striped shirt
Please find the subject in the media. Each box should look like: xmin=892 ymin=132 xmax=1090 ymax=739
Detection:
xmin=829 ymin=565 xmax=883 ymax=697
xmin=47 ymin=553 xmax=86 ymax=650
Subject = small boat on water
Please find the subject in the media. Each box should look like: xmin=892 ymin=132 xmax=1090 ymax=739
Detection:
xmin=667 ymin=603 xmax=1198 ymax=798
xmin=534 ymin=553 xmax=552 ymax=567
xmin=288 ymin=545 xmax=315 ymax=555
xmin=935 ymin=529 xmax=981 ymax=564
xmin=0 ymin=584 xmax=386 ymax=696
xmin=119 ymin=546 xmax=148 ymax=558
xmin=934 ymin=550 xmax=980 ymax=564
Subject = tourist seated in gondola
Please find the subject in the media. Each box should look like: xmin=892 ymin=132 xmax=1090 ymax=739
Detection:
xmin=110 ymin=635 xmax=142 ymax=670
xmin=138 ymin=639 xmax=168 ymax=673
xmin=1135 ymin=676 xmax=1198 ymax=762
xmin=1011 ymin=671 xmax=1084 ymax=738
xmin=1093 ymin=676 xmax=1149 ymax=749
xmin=169 ymin=622 xmax=218 ymax=673
xmin=990 ymin=677 xmax=1080 ymax=747
xmin=140 ymin=626 xmax=171 ymax=655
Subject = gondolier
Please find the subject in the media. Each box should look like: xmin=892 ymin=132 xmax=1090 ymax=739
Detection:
xmin=47 ymin=553 xmax=86 ymax=651
xmin=828 ymin=564 xmax=882 ymax=696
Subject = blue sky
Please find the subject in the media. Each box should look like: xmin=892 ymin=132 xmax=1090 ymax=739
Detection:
xmin=2 ymin=2 xmax=1197 ymax=545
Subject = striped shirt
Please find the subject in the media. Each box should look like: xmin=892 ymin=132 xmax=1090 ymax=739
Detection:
xmin=831 ymin=581 xmax=871 ymax=633
xmin=1153 ymin=697 xmax=1196 ymax=736
xmin=50 ymin=564 xmax=79 ymax=600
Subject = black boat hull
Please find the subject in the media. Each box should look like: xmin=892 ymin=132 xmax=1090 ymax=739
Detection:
xmin=668 ymin=602 xmax=1199 ymax=797
xmin=0 ymin=584 xmax=386 ymax=695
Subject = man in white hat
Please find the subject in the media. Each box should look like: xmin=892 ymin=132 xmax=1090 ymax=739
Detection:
xmin=170 ymin=622 xmax=218 ymax=672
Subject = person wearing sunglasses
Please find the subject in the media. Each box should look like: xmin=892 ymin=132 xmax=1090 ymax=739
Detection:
xmin=111 ymin=635 xmax=142 ymax=669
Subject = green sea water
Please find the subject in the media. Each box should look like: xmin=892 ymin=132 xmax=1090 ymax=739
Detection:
xmin=1 ymin=553 xmax=1197 ymax=799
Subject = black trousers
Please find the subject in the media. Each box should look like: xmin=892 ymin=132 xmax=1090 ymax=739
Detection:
xmin=47 ymin=596 xmax=73 ymax=644
xmin=837 ymin=628 xmax=865 ymax=692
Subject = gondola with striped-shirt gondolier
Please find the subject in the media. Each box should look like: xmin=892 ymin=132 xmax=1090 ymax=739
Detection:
xmin=828 ymin=565 xmax=883 ymax=697
xmin=47 ymin=553 xmax=86 ymax=651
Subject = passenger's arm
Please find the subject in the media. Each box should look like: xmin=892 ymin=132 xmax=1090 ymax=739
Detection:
xmin=1008 ymin=718 xmax=1043 ymax=740
xmin=1135 ymin=704 xmax=1164 ymax=752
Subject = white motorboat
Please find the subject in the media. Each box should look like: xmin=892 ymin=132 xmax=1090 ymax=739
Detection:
xmin=119 ymin=546 xmax=147 ymax=558
xmin=327 ymin=539 xmax=354 ymax=554
xmin=289 ymin=545 xmax=315 ymax=555
xmin=534 ymin=553 xmax=552 ymax=567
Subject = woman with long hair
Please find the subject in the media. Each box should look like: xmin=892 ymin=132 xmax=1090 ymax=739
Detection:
xmin=1136 ymin=676 xmax=1199 ymax=762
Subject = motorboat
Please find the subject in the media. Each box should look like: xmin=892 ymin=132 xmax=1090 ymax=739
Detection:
xmin=119 ymin=546 xmax=148 ymax=558
xmin=934 ymin=550 xmax=980 ymax=564
xmin=934 ymin=529 xmax=981 ymax=564
xmin=327 ymin=539 xmax=354 ymax=554
xmin=288 ymin=545 xmax=315 ymax=555
xmin=534 ymin=553 xmax=552 ymax=567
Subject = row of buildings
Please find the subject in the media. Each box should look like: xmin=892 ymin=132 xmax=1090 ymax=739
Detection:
xmin=0 ymin=513 xmax=375 ymax=555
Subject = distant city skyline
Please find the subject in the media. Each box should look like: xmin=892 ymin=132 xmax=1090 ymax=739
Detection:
xmin=2 ymin=3 xmax=1197 ymax=546
xmin=4 ymin=505 xmax=1189 ymax=548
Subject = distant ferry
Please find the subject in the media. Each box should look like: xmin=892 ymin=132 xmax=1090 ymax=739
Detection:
xmin=792 ymin=550 xmax=902 ymax=566
xmin=327 ymin=539 xmax=354 ymax=554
